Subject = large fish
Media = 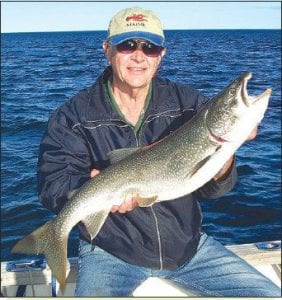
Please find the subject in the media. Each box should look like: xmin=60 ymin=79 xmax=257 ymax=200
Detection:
xmin=12 ymin=72 xmax=271 ymax=287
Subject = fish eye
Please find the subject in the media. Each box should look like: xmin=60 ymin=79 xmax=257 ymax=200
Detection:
xmin=229 ymin=88 xmax=236 ymax=96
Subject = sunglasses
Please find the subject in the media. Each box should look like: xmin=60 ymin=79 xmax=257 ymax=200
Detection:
xmin=115 ymin=39 xmax=164 ymax=57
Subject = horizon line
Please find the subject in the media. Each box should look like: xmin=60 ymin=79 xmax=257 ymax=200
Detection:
xmin=2 ymin=28 xmax=280 ymax=34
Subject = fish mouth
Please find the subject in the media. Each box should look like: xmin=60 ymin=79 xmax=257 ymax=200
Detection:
xmin=241 ymin=72 xmax=272 ymax=107
xmin=241 ymin=72 xmax=252 ymax=107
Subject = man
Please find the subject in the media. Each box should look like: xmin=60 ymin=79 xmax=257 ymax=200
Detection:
xmin=38 ymin=7 xmax=280 ymax=297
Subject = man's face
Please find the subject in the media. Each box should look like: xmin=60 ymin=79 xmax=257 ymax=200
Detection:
xmin=104 ymin=39 xmax=165 ymax=90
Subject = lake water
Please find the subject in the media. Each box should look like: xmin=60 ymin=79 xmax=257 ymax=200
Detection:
xmin=1 ymin=29 xmax=281 ymax=261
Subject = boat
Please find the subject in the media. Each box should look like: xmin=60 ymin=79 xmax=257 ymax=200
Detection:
xmin=1 ymin=240 xmax=280 ymax=297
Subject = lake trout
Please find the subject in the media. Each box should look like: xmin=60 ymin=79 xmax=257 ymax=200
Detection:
xmin=12 ymin=72 xmax=271 ymax=287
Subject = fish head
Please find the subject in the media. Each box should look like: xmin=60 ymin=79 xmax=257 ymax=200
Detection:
xmin=205 ymin=72 xmax=271 ymax=144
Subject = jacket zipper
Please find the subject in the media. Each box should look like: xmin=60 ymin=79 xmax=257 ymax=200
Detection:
xmin=134 ymin=122 xmax=163 ymax=269
xmin=150 ymin=206 xmax=163 ymax=270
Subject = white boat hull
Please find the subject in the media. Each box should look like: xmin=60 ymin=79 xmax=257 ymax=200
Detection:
xmin=1 ymin=241 xmax=281 ymax=297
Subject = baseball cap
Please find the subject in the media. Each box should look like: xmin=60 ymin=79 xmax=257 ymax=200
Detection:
xmin=107 ymin=7 xmax=165 ymax=46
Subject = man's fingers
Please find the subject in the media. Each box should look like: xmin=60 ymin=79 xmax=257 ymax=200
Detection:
xmin=111 ymin=198 xmax=139 ymax=214
xmin=90 ymin=169 xmax=100 ymax=178
xmin=116 ymin=199 xmax=133 ymax=213
xmin=111 ymin=205 xmax=120 ymax=213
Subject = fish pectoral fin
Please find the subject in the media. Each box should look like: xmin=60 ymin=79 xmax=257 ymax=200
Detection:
xmin=82 ymin=209 xmax=111 ymax=240
xmin=187 ymin=155 xmax=212 ymax=178
xmin=136 ymin=195 xmax=158 ymax=207
xmin=107 ymin=147 xmax=140 ymax=164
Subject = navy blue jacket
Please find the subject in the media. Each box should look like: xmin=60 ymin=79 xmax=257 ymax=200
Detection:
xmin=38 ymin=67 xmax=237 ymax=270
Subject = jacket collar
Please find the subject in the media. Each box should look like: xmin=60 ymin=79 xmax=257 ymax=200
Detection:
xmin=85 ymin=67 xmax=179 ymax=122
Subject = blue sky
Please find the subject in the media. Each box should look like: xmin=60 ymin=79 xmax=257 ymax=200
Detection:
xmin=1 ymin=2 xmax=281 ymax=33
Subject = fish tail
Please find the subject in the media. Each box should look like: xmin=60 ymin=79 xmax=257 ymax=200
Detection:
xmin=12 ymin=220 xmax=68 ymax=288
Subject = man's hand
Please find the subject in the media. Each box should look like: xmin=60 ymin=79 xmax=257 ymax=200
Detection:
xmin=110 ymin=198 xmax=139 ymax=213
xmin=214 ymin=126 xmax=258 ymax=181
xmin=90 ymin=168 xmax=139 ymax=213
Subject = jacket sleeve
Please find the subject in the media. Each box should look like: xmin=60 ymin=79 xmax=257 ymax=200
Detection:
xmin=192 ymin=90 xmax=238 ymax=199
xmin=37 ymin=100 xmax=92 ymax=215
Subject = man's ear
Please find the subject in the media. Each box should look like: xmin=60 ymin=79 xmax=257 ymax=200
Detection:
xmin=103 ymin=42 xmax=111 ymax=64
xmin=161 ymin=48 xmax=166 ymax=58
xmin=103 ymin=42 xmax=109 ymax=52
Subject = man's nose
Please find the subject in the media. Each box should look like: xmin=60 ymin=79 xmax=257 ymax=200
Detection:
xmin=131 ymin=45 xmax=145 ymax=61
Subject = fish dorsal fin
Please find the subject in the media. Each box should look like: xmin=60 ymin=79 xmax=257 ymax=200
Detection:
xmin=136 ymin=195 xmax=158 ymax=207
xmin=107 ymin=147 xmax=140 ymax=164
xmin=82 ymin=209 xmax=111 ymax=240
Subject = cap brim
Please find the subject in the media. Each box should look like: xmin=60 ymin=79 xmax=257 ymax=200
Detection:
xmin=108 ymin=31 xmax=164 ymax=46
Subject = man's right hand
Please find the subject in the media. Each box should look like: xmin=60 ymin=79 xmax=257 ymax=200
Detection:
xmin=90 ymin=169 xmax=139 ymax=214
